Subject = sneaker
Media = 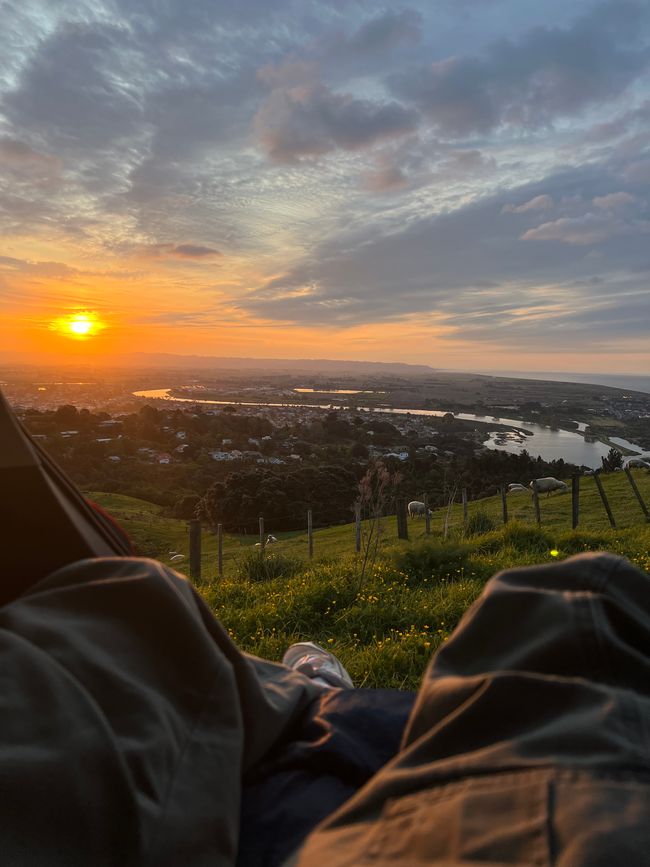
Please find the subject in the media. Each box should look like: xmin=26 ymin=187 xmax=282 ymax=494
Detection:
xmin=282 ymin=641 xmax=354 ymax=690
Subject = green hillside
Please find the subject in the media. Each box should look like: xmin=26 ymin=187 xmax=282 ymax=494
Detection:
xmin=89 ymin=469 xmax=650 ymax=689
xmin=90 ymin=469 xmax=650 ymax=577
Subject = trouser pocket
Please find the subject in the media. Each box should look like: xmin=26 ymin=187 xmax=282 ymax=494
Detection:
xmin=362 ymin=770 xmax=551 ymax=865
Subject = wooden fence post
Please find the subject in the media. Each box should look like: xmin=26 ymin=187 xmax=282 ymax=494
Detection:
xmin=624 ymin=467 xmax=649 ymax=520
xmin=189 ymin=518 xmax=201 ymax=582
xmin=571 ymin=474 xmax=580 ymax=529
xmin=396 ymin=498 xmax=409 ymax=540
xmin=593 ymin=472 xmax=616 ymax=528
xmin=354 ymin=503 xmax=361 ymax=553
xmin=443 ymin=487 xmax=456 ymax=540
xmin=423 ymin=493 xmax=431 ymax=535
xmin=500 ymin=484 xmax=508 ymax=525
xmin=462 ymin=488 xmax=468 ymax=526
xmin=217 ymin=523 xmax=223 ymax=577
xmin=307 ymin=509 xmax=314 ymax=558
xmin=531 ymin=480 xmax=541 ymax=525
xmin=259 ymin=516 xmax=265 ymax=552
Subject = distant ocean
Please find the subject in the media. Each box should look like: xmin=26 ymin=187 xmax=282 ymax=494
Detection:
xmin=475 ymin=370 xmax=650 ymax=395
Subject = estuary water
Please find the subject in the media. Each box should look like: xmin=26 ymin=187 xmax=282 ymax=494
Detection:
xmin=133 ymin=388 xmax=643 ymax=469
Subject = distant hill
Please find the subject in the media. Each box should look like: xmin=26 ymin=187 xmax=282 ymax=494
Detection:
xmin=123 ymin=353 xmax=437 ymax=375
xmin=0 ymin=351 xmax=436 ymax=376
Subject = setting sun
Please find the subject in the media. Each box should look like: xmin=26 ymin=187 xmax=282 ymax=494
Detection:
xmin=50 ymin=312 xmax=105 ymax=341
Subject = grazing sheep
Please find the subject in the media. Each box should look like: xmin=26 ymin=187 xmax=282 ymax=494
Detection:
xmin=507 ymin=483 xmax=528 ymax=494
xmin=266 ymin=535 xmax=278 ymax=544
xmin=529 ymin=477 xmax=568 ymax=497
xmin=407 ymin=500 xmax=433 ymax=518
xmin=624 ymin=457 xmax=650 ymax=469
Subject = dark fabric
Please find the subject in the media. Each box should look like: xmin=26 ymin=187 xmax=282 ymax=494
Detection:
xmin=291 ymin=552 xmax=650 ymax=866
xmin=238 ymin=687 xmax=415 ymax=867
xmin=3 ymin=551 xmax=650 ymax=866
xmin=0 ymin=557 xmax=322 ymax=866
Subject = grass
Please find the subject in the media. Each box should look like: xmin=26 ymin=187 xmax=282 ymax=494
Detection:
xmin=89 ymin=469 xmax=650 ymax=579
xmin=88 ymin=469 xmax=650 ymax=690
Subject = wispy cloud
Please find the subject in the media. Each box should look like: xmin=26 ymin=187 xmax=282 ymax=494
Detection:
xmin=135 ymin=243 xmax=222 ymax=260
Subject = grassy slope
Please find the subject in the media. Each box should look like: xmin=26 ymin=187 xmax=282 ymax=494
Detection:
xmin=89 ymin=470 xmax=650 ymax=689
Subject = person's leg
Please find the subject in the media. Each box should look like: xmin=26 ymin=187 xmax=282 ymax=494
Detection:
xmin=0 ymin=556 xmax=322 ymax=866
xmin=289 ymin=552 xmax=650 ymax=866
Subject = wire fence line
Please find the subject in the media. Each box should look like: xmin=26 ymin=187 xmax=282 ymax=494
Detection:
xmin=181 ymin=469 xmax=649 ymax=582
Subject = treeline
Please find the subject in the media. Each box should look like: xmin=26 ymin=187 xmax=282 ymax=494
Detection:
xmin=198 ymin=450 xmax=578 ymax=533
xmin=198 ymin=466 xmax=359 ymax=531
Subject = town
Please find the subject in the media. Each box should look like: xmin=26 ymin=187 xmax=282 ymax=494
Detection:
xmin=4 ymin=364 xmax=649 ymax=533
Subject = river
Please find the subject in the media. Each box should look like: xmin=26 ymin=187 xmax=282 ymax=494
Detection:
xmin=133 ymin=388 xmax=644 ymax=468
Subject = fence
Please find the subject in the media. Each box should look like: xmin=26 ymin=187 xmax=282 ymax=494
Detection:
xmin=183 ymin=469 xmax=649 ymax=582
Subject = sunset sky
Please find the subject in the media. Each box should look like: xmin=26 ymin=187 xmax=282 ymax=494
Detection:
xmin=1 ymin=0 xmax=649 ymax=372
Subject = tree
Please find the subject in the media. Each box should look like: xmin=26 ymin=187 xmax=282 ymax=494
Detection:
xmin=171 ymin=495 xmax=201 ymax=519
xmin=601 ymin=447 xmax=623 ymax=472
xmin=350 ymin=442 xmax=369 ymax=460
xmin=198 ymin=465 xmax=358 ymax=532
xmin=54 ymin=404 xmax=78 ymax=426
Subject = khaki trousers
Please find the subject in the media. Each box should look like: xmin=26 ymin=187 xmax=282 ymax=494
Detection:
xmin=291 ymin=552 xmax=650 ymax=866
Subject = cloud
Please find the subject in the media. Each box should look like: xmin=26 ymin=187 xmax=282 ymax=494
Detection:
xmin=439 ymin=148 xmax=496 ymax=174
xmin=257 ymin=61 xmax=320 ymax=89
xmin=521 ymin=213 xmax=650 ymax=244
xmin=236 ymin=158 xmax=650 ymax=342
xmin=348 ymin=9 xmax=422 ymax=53
xmin=137 ymin=243 xmax=222 ymax=259
xmin=172 ymin=244 xmax=222 ymax=258
xmin=622 ymin=159 xmax=650 ymax=184
xmin=260 ymin=9 xmax=423 ymax=86
xmin=503 ymin=194 xmax=554 ymax=213
xmin=4 ymin=22 xmax=143 ymax=150
xmin=0 ymin=138 xmax=61 ymax=175
xmin=361 ymin=163 xmax=410 ymax=193
xmin=583 ymin=99 xmax=650 ymax=142
xmin=326 ymin=9 xmax=423 ymax=60
xmin=0 ymin=255 xmax=79 ymax=279
xmin=592 ymin=191 xmax=637 ymax=209
xmin=254 ymin=82 xmax=418 ymax=162
xmin=390 ymin=1 xmax=650 ymax=136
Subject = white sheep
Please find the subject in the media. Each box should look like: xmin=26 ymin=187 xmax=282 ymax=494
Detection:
xmin=507 ymin=483 xmax=528 ymax=494
xmin=624 ymin=457 xmax=650 ymax=469
xmin=407 ymin=500 xmax=433 ymax=518
xmin=530 ymin=477 xmax=568 ymax=497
